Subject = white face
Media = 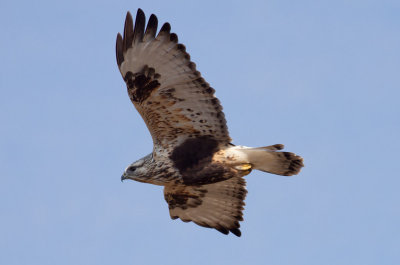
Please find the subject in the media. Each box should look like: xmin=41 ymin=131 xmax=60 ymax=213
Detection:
xmin=124 ymin=159 xmax=145 ymax=176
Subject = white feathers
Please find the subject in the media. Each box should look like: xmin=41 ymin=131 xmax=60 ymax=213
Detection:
xmin=231 ymin=145 xmax=304 ymax=176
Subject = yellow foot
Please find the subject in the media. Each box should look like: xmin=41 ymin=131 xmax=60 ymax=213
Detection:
xmin=235 ymin=163 xmax=252 ymax=171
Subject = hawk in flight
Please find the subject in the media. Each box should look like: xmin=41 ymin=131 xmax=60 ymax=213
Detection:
xmin=117 ymin=9 xmax=304 ymax=237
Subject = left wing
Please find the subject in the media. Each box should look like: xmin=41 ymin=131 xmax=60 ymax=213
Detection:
xmin=116 ymin=9 xmax=231 ymax=150
xmin=164 ymin=176 xmax=248 ymax=236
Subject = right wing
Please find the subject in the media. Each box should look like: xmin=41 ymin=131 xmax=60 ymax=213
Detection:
xmin=164 ymin=176 xmax=248 ymax=237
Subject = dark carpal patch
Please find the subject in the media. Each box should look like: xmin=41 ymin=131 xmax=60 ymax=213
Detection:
xmin=170 ymin=136 xmax=219 ymax=173
xmin=164 ymin=187 xmax=207 ymax=210
xmin=124 ymin=66 xmax=161 ymax=103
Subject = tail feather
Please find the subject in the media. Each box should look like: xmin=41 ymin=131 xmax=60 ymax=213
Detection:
xmin=238 ymin=144 xmax=304 ymax=176
xmin=253 ymin=144 xmax=284 ymax=151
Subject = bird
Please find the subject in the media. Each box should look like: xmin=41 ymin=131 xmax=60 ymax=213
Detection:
xmin=117 ymin=8 xmax=304 ymax=237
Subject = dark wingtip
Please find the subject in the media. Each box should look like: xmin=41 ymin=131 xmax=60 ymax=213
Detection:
xmin=123 ymin=11 xmax=134 ymax=52
xmin=216 ymin=227 xmax=229 ymax=235
xmin=177 ymin=43 xmax=186 ymax=52
xmin=133 ymin=8 xmax=146 ymax=42
xmin=160 ymin=22 xmax=171 ymax=34
xmin=144 ymin=14 xmax=158 ymax=40
xmin=230 ymin=228 xmax=242 ymax=237
xmin=273 ymin=144 xmax=285 ymax=150
xmin=116 ymin=33 xmax=124 ymax=67
xmin=170 ymin=33 xmax=178 ymax=43
xmin=149 ymin=14 xmax=158 ymax=25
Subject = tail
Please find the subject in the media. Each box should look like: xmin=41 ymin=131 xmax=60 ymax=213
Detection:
xmin=237 ymin=144 xmax=304 ymax=176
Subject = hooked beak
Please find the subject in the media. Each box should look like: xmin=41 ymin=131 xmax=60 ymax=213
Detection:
xmin=121 ymin=174 xmax=127 ymax=182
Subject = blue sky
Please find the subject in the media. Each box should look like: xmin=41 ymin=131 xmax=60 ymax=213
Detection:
xmin=1 ymin=0 xmax=399 ymax=264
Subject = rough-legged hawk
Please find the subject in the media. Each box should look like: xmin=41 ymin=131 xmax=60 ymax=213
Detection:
xmin=117 ymin=9 xmax=304 ymax=237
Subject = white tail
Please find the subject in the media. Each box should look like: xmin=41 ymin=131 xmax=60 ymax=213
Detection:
xmin=232 ymin=144 xmax=304 ymax=176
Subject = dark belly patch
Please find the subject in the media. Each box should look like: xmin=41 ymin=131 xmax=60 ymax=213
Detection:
xmin=170 ymin=136 xmax=219 ymax=173
xmin=170 ymin=136 xmax=235 ymax=185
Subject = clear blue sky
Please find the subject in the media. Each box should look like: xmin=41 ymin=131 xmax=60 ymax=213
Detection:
xmin=1 ymin=0 xmax=399 ymax=264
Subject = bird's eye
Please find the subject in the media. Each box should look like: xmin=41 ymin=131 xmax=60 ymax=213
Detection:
xmin=128 ymin=166 xmax=136 ymax=172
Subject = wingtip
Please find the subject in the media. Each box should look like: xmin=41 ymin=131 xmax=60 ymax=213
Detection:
xmin=170 ymin=33 xmax=178 ymax=43
xmin=160 ymin=22 xmax=171 ymax=34
xmin=125 ymin=11 xmax=133 ymax=23
xmin=133 ymin=8 xmax=146 ymax=43
xmin=136 ymin=8 xmax=146 ymax=22
xmin=144 ymin=14 xmax=158 ymax=40
xmin=123 ymin=11 xmax=134 ymax=52
xmin=116 ymin=33 xmax=124 ymax=66
xmin=230 ymin=228 xmax=242 ymax=237
xmin=215 ymin=226 xmax=242 ymax=237
xmin=216 ymin=226 xmax=229 ymax=235
xmin=137 ymin=8 xmax=144 ymax=16
xmin=149 ymin=13 xmax=157 ymax=22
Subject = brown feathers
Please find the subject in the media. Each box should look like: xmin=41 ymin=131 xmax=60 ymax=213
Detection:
xmin=164 ymin=177 xmax=247 ymax=237
xmin=116 ymin=8 xmax=231 ymax=148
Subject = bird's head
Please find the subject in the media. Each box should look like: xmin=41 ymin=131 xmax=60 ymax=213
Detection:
xmin=121 ymin=154 xmax=153 ymax=182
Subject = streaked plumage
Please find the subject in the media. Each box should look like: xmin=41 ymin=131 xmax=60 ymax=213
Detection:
xmin=117 ymin=9 xmax=304 ymax=236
